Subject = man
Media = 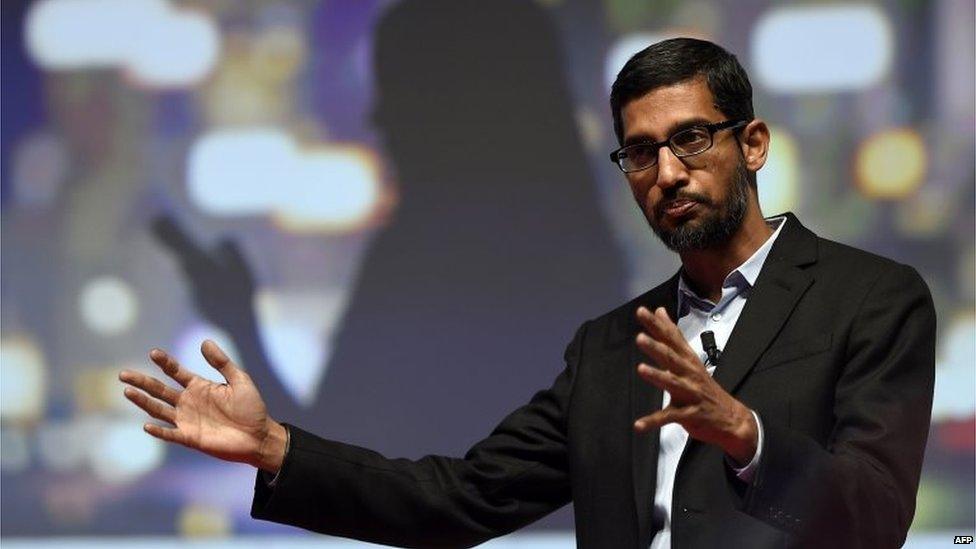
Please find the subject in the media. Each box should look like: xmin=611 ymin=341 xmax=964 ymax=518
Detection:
xmin=119 ymin=38 xmax=935 ymax=548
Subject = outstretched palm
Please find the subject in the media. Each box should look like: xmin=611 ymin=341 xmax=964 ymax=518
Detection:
xmin=119 ymin=340 xmax=284 ymax=471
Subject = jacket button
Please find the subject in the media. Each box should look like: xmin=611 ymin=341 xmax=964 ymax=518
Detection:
xmin=681 ymin=507 xmax=689 ymax=513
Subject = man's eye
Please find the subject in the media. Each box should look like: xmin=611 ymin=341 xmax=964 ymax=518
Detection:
xmin=628 ymin=145 xmax=655 ymax=163
xmin=671 ymin=130 xmax=709 ymax=151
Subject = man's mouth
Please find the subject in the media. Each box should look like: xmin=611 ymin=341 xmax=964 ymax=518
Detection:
xmin=661 ymin=199 xmax=698 ymax=218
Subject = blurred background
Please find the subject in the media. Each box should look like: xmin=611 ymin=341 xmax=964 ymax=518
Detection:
xmin=1 ymin=0 xmax=973 ymax=547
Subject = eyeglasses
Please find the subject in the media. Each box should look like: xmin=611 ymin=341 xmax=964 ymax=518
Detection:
xmin=609 ymin=119 xmax=748 ymax=173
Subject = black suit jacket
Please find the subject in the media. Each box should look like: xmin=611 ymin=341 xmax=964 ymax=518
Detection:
xmin=251 ymin=213 xmax=935 ymax=548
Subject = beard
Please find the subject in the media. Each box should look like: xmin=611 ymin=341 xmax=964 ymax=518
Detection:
xmin=649 ymin=159 xmax=750 ymax=252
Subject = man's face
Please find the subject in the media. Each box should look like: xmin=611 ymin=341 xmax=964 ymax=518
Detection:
xmin=620 ymin=77 xmax=751 ymax=252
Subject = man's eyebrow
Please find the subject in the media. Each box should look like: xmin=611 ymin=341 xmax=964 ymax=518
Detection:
xmin=669 ymin=117 xmax=714 ymax=134
xmin=623 ymin=133 xmax=658 ymax=147
xmin=622 ymin=117 xmax=715 ymax=147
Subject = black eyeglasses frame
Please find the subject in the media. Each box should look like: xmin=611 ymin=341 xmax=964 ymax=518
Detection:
xmin=609 ymin=119 xmax=749 ymax=173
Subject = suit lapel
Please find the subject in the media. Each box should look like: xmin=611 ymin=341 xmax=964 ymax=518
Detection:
xmin=712 ymin=213 xmax=818 ymax=394
xmin=631 ymin=272 xmax=680 ymax=545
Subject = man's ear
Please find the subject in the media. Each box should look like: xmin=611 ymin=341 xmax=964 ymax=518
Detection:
xmin=740 ymin=119 xmax=770 ymax=173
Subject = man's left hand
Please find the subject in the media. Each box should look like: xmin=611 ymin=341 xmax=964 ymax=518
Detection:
xmin=633 ymin=306 xmax=758 ymax=466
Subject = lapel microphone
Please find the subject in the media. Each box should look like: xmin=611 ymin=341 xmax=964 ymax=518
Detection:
xmin=701 ymin=330 xmax=721 ymax=367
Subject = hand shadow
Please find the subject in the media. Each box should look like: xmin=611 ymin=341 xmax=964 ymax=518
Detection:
xmin=150 ymin=213 xmax=305 ymax=422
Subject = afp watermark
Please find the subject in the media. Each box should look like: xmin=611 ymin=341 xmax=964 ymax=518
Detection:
xmin=954 ymin=535 xmax=974 ymax=544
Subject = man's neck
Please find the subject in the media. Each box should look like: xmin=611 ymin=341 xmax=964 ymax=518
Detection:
xmin=678 ymin=209 xmax=774 ymax=303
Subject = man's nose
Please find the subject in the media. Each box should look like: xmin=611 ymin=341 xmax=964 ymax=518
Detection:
xmin=655 ymin=147 xmax=689 ymax=190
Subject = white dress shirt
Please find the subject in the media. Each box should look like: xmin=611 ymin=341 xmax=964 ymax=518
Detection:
xmin=649 ymin=216 xmax=786 ymax=549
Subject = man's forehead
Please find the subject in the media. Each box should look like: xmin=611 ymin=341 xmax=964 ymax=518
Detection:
xmin=620 ymin=78 xmax=722 ymax=140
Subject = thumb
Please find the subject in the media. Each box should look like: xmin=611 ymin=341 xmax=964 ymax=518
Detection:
xmin=200 ymin=339 xmax=244 ymax=385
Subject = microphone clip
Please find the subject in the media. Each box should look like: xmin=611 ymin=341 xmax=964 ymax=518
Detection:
xmin=701 ymin=330 xmax=722 ymax=367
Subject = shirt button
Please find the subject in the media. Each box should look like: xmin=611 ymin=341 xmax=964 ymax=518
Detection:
xmin=711 ymin=312 xmax=722 ymax=321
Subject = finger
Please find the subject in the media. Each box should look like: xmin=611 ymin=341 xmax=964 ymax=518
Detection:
xmin=635 ymin=306 xmax=688 ymax=349
xmin=200 ymin=340 xmax=244 ymax=385
xmin=147 ymin=348 xmax=196 ymax=388
xmin=123 ymin=386 xmax=177 ymax=424
xmin=118 ymin=369 xmax=181 ymax=406
xmin=143 ymin=422 xmax=188 ymax=447
xmin=635 ymin=305 xmax=665 ymax=334
xmin=633 ymin=406 xmax=694 ymax=433
xmin=653 ymin=307 xmax=699 ymax=359
xmin=636 ymin=333 xmax=696 ymax=375
xmin=635 ymin=306 xmax=700 ymax=364
xmin=636 ymin=363 xmax=697 ymax=402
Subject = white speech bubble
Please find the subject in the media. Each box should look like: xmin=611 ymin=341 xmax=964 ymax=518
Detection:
xmin=752 ymin=5 xmax=893 ymax=93
xmin=187 ymin=128 xmax=381 ymax=232
xmin=26 ymin=0 xmax=219 ymax=88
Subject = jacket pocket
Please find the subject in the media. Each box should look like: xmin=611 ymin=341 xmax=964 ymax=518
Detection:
xmin=753 ymin=333 xmax=832 ymax=374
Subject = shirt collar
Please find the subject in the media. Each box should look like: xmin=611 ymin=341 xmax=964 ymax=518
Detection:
xmin=677 ymin=215 xmax=787 ymax=313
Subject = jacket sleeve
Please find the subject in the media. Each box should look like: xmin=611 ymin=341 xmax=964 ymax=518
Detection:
xmin=249 ymin=321 xmax=588 ymax=548
xmin=741 ymin=264 xmax=936 ymax=547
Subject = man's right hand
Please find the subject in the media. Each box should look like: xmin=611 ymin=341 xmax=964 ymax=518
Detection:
xmin=119 ymin=340 xmax=287 ymax=474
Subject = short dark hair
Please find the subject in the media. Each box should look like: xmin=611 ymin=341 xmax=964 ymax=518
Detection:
xmin=610 ymin=38 xmax=754 ymax=144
